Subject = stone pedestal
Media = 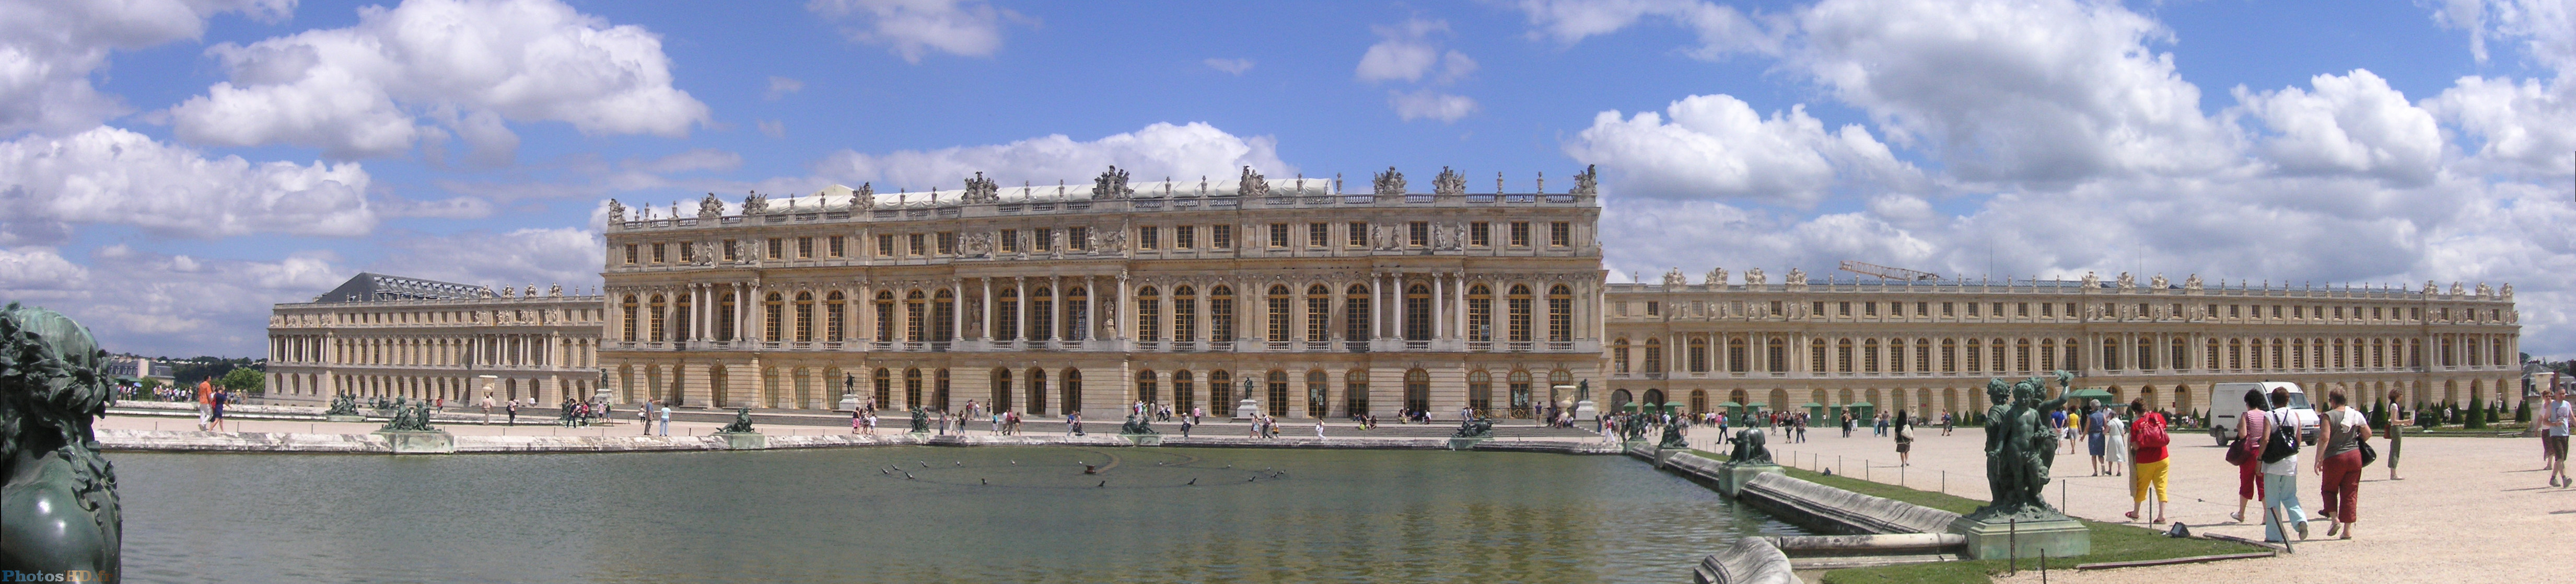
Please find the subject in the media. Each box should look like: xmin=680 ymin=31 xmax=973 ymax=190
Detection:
xmin=837 ymin=393 xmax=861 ymax=411
xmin=1233 ymin=398 xmax=1261 ymax=420
xmin=324 ymin=415 xmax=365 ymax=423
xmin=1448 ymin=436 xmax=1490 ymax=450
xmin=715 ymin=431 xmax=767 ymax=450
xmin=1715 ymin=463 xmax=1782 ymax=498
xmin=1573 ymin=400 xmax=1599 ymax=421
xmin=375 ymin=430 xmax=455 ymax=454
xmin=1946 ymin=514 xmax=2089 ymax=560
xmin=1120 ymin=433 xmax=1163 ymax=446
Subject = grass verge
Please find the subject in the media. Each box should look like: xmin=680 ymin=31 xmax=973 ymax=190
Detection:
xmin=1687 ymin=450 xmax=2267 ymax=584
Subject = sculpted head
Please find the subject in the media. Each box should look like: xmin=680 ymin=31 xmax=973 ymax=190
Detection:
xmin=1 ymin=303 xmax=113 ymax=455
xmin=1986 ymin=379 xmax=2011 ymax=404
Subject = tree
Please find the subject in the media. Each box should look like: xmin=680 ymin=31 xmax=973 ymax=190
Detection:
xmin=2517 ymin=399 xmax=2532 ymax=423
xmin=219 ymin=368 xmax=264 ymax=396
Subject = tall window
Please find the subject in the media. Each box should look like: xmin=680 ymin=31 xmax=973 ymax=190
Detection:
xmin=672 ymin=295 xmax=692 ymax=342
xmin=1136 ymin=287 xmax=1161 ymax=342
xmin=1266 ymin=370 xmax=1289 ymax=417
xmin=1403 ymin=283 xmax=1431 ymax=340
xmin=1613 ymin=339 xmax=1631 ymax=373
xmin=1209 ymin=286 xmax=1235 ymax=341
xmin=1345 ymin=284 xmax=1371 ymax=341
xmin=872 ymin=368 xmax=891 ymax=408
xmin=1507 ymin=370 xmax=1533 ymax=414
xmin=1063 ymin=287 xmax=1088 ymax=341
xmin=1836 ymin=339 xmax=1854 ymax=372
xmin=992 ymin=369 xmax=1013 ymax=413
xmin=1027 ymin=369 xmax=1047 ymax=414
xmin=824 ymin=292 xmax=845 ymax=341
xmin=1547 ymin=285 xmax=1573 ymax=342
xmin=1208 ymin=370 xmax=1232 ymax=413
xmin=1306 ymin=285 xmax=1332 ymax=341
xmin=1172 ymin=370 xmax=1194 ymax=410
xmin=1345 ymin=370 xmax=1369 ymax=416
xmin=1030 ymin=287 xmax=1054 ymax=340
xmin=904 ymin=291 xmax=927 ymax=342
xmin=1306 ymin=370 xmax=1328 ymax=418
xmin=1138 ymin=370 xmax=1159 ymax=405
xmin=1267 ymin=285 xmax=1291 ymax=341
xmin=1729 ymin=338 xmax=1749 ymax=373
xmin=648 ymin=295 xmax=667 ymax=341
xmin=2103 ymin=338 xmax=2122 ymax=371
xmin=1404 ymin=369 xmax=1430 ymax=413
xmin=1688 ymin=337 xmax=1709 ymax=372
xmin=1643 ymin=338 xmax=1664 ymax=373
xmin=1468 ymin=370 xmax=1493 ymax=413
xmin=932 ymin=289 xmax=957 ymax=341
xmin=620 ymin=295 xmax=638 ymax=340
xmin=995 ymin=288 xmax=1018 ymax=341
xmin=1467 ymin=285 xmax=1493 ymax=342
xmin=1173 ymin=286 xmax=1197 ymax=341
xmin=905 ymin=368 xmax=923 ymax=408
xmin=1508 ymin=285 xmax=1533 ymax=342
xmin=794 ymin=292 xmax=814 ymax=342
xmin=873 ymin=292 xmax=895 ymax=341
xmin=763 ymin=293 xmax=783 ymax=342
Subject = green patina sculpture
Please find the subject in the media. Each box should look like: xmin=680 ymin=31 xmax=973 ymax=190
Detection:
xmin=1658 ymin=418 xmax=1691 ymax=449
xmin=908 ymin=407 xmax=929 ymax=433
xmin=1726 ymin=428 xmax=1771 ymax=464
xmin=379 ymin=399 xmax=437 ymax=432
xmin=1120 ymin=413 xmax=1158 ymax=435
xmin=1 ymin=303 xmax=123 ymax=578
xmin=1452 ymin=417 xmax=1493 ymax=438
xmin=1967 ymin=371 xmax=2075 ymax=522
xmin=1617 ymin=412 xmax=1652 ymax=442
xmin=718 ymin=407 xmax=756 ymax=433
xmin=323 ymin=393 xmax=360 ymax=416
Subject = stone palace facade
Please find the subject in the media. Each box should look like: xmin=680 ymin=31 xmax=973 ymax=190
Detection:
xmin=270 ymin=166 xmax=2526 ymax=421
xmin=597 ymin=167 xmax=1606 ymax=419
xmin=264 ymin=273 xmax=605 ymax=406
xmin=1599 ymin=269 xmax=2525 ymax=422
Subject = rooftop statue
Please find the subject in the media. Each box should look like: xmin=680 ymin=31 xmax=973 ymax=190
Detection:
xmin=1706 ymin=267 xmax=1728 ymax=286
xmin=0 ymin=303 xmax=122 ymax=576
xmin=965 ymin=171 xmax=1002 ymax=203
xmin=1432 ymin=166 xmax=1465 ymax=195
xmin=1088 ymin=167 xmax=1128 ymax=200
xmin=1571 ymin=164 xmax=1598 ymax=196
xmin=1237 ymin=166 xmax=1268 ymax=197
xmin=718 ymin=408 xmax=755 ymax=433
xmin=698 ymin=192 xmax=725 ymax=219
xmin=850 ymin=182 xmax=875 ymax=210
xmin=1371 ymin=166 xmax=1405 ymax=196
xmin=605 ymin=199 xmax=625 ymax=223
xmin=1744 ymin=268 xmax=1766 ymax=285
xmin=740 ymin=191 xmax=770 ymax=215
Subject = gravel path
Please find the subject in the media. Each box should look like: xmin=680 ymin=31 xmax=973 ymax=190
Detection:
xmin=1685 ymin=425 xmax=2568 ymax=583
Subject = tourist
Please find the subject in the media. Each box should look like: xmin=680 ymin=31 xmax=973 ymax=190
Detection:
xmin=1179 ymin=416 xmax=1193 ymax=438
xmin=659 ymin=403 xmax=672 ymax=437
xmin=2126 ymin=399 xmax=2170 ymax=524
xmin=2384 ymin=391 xmax=2407 ymax=480
xmin=2313 ymin=390 xmax=2369 ymax=539
xmin=1315 ymin=420 xmax=1326 ymax=439
xmin=1068 ymin=411 xmax=1084 ymax=436
xmin=2261 ymin=387 xmax=2310 ymax=542
xmin=1893 ymin=408 xmax=1914 ymax=466
xmin=479 ymin=393 xmax=495 ymax=424
xmin=506 ymin=399 xmax=518 ymax=426
xmin=1941 ymin=411 xmax=1954 ymax=436
xmin=850 ymin=407 xmax=864 ymax=434
xmin=2543 ymin=387 xmax=2571 ymax=488
xmin=2231 ymin=388 xmax=2269 ymax=522
xmin=209 ymin=386 xmax=229 ymax=432
xmin=640 ymin=401 xmax=654 ymax=436
xmin=2102 ymin=404 xmax=2126 ymax=477
xmin=2086 ymin=399 xmax=2109 ymax=476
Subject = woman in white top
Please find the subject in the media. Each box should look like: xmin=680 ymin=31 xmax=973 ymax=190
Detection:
xmin=2103 ymin=407 xmax=2127 ymax=477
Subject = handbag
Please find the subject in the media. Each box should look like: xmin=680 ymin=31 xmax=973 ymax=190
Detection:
xmin=2223 ymin=434 xmax=2252 ymax=466
xmin=2357 ymin=437 xmax=2377 ymax=467
xmin=2259 ymin=411 xmax=2302 ymax=465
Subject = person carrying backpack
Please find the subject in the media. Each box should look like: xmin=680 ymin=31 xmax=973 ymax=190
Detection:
xmin=2126 ymin=399 xmax=2170 ymax=523
xmin=2259 ymin=387 xmax=2310 ymax=542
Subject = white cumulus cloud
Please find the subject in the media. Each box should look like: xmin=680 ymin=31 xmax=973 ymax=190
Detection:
xmin=1512 ymin=0 xmax=1779 ymax=59
xmin=1390 ymin=90 xmax=1479 ymax=123
xmin=2234 ymin=70 xmax=2444 ymax=186
xmin=809 ymin=0 xmax=1024 ymax=63
xmin=814 ymin=121 xmax=1291 ymax=191
xmin=167 ymin=0 xmax=710 ymax=159
xmin=0 ymin=125 xmax=374 ymax=244
xmin=1566 ymin=94 xmax=1921 ymax=206
xmin=0 ymin=0 xmax=292 ymax=137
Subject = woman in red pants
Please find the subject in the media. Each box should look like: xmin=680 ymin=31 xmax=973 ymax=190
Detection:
xmin=2314 ymin=390 xmax=2370 ymax=539
xmin=2231 ymin=389 xmax=2268 ymax=522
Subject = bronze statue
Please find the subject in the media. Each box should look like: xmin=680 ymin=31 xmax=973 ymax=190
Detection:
xmin=718 ymin=407 xmax=755 ymax=433
xmin=379 ymin=399 xmax=436 ymax=432
xmin=1120 ymin=413 xmax=1157 ymax=435
xmin=1727 ymin=428 xmax=1771 ymax=464
xmin=1452 ymin=417 xmax=1493 ymax=438
xmin=1 ymin=303 xmax=122 ymax=577
xmin=908 ymin=407 xmax=929 ymax=433
xmin=1659 ymin=418 xmax=1691 ymax=449
xmin=1967 ymin=371 xmax=2076 ymax=521
xmin=323 ymin=393 xmax=359 ymax=416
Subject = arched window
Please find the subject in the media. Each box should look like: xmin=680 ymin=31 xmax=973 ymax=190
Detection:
xmin=794 ymin=292 xmax=814 ymax=342
xmin=1209 ymin=370 xmax=1233 ymax=411
xmin=1688 ymin=336 xmax=1709 ymax=372
xmin=648 ymin=294 xmax=667 ymax=341
xmin=672 ymin=293 xmax=692 ymax=342
xmin=2016 ymin=338 xmax=2034 ymax=372
xmin=1027 ymin=368 xmax=1048 ymax=414
xmin=764 ymin=293 xmax=785 ymax=342
xmin=1208 ymin=285 xmax=1235 ymax=342
xmin=1690 ymin=389 xmax=1708 ymax=415
xmin=1306 ymin=370 xmax=1328 ymax=418
xmin=1172 ymin=286 xmax=1198 ymax=342
xmin=1466 ymin=284 xmax=1493 ymax=342
xmin=1346 ymin=369 xmax=1371 ymax=416
xmin=1507 ymin=284 xmax=1533 ymax=342
xmin=871 ymin=368 xmax=891 ymax=409
xmin=2103 ymin=337 xmax=2122 ymax=371
xmin=1508 ymin=370 xmax=1533 ymax=416
xmin=1266 ymin=370 xmax=1289 ymax=416
xmin=1404 ymin=368 xmax=1431 ymax=414
xmin=1063 ymin=287 xmax=1088 ymax=341
xmin=717 ymin=292 xmax=737 ymax=341
xmin=1863 ymin=338 xmax=1880 ymax=373
xmin=1837 ymin=338 xmax=1855 ymax=373
xmin=1304 ymin=285 xmax=1332 ymax=342
xmin=1172 ymin=370 xmax=1194 ymax=411
xmin=1547 ymin=285 xmax=1573 ymax=341
xmin=620 ymin=295 xmax=638 ymax=340
xmin=873 ymin=291 xmax=895 ymax=341
xmin=1643 ymin=338 xmax=1664 ymax=373
xmin=992 ymin=368 xmax=1013 ymax=413
xmin=1728 ymin=337 xmax=1748 ymax=373
xmin=1137 ymin=370 xmax=1160 ymax=405
xmin=933 ymin=289 xmax=957 ymax=341
xmin=824 ymin=291 xmax=846 ymax=341
xmin=1345 ymin=284 xmax=1372 ymax=341
xmin=1135 ymin=287 xmax=1161 ymax=342
xmin=2039 ymin=338 xmax=2056 ymax=371
xmin=934 ymin=369 xmax=951 ymax=410
xmin=904 ymin=368 xmax=923 ymax=407
xmin=1612 ymin=338 xmax=1631 ymax=373
xmin=1030 ymin=287 xmax=1054 ymax=341
xmin=904 ymin=290 xmax=928 ymax=342
xmin=1403 ymin=283 xmax=1432 ymax=341
xmin=1061 ymin=368 xmax=1082 ymax=415
xmin=1810 ymin=339 xmax=1828 ymax=372
xmin=1468 ymin=370 xmax=1493 ymax=414
xmin=1268 ymin=285 xmax=1292 ymax=341
xmin=1767 ymin=337 xmax=1787 ymax=372
xmin=995 ymin=287 xmax=1019 ymax=341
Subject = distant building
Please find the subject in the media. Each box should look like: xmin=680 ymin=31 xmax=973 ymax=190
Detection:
xmin=266 ymin=273 xmax=605 ymax=405
xmin=103 ymin=355 xmax=174 ymax=385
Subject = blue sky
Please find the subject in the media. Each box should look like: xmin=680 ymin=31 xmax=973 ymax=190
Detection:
xmin=3 ymin=0 xmax=2571 ymax=359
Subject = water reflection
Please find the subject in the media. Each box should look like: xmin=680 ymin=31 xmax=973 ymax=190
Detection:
xmin=118 ymin=448 xmax=1808 ymax=583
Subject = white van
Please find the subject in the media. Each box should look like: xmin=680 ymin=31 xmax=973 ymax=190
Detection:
xmin=2207 ymin=382 xmax=2319 ymax=445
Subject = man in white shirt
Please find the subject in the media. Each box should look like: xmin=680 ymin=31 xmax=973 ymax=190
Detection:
xmin=2544 ymin=388 xmax=2570 ymax=488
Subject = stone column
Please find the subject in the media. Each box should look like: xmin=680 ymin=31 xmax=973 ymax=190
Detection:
xmin=951 ymin=279 xmax=966 ymax=343
xmin=1050 ymin=276 xmax=1064 ymax=341
xmin=981 ymin=278 xmax=996 ymax=341
xmin=1015 ymin=277 xmax=1030 ymax=342
xmin=1116 ymin=273 xmax=1132 ymax=341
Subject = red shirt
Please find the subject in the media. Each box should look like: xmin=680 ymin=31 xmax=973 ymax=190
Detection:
xmin=2129 ymin=412 xmax=2169 ymax=463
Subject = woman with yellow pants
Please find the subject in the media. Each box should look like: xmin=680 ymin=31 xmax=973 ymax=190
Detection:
xmin=2125 ymin=399 xmax=2172 ymax=523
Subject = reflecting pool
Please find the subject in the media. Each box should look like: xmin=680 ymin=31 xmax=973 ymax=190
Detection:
xmin=118 ymin=447 xmax=1809 ymax=583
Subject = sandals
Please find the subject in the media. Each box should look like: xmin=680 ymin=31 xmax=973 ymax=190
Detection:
xmin=2228 ymin=511 xmax=2243 ymax=522
xmin=2124 ymin=511 xmax=2139 ymax=520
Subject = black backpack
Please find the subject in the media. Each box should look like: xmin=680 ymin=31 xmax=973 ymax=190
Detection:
xmin=2259 ymin=411 xmax=2302 ymax=464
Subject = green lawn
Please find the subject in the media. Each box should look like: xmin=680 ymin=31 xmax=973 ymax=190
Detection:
xmin=1688 ymin=450 xmax=2268 ymax=584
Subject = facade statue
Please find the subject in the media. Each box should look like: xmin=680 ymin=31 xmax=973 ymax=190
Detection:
xmin=1371 ymin=166 xmax=1405 ymax=196
xmin=1089 ymin=167 xmax=1130 ymax=200
xmin=718 ymin=408 xmax=755 ymax=433
xmin=740 ymin=191 xmax=770 ymax=215
xmin=2116 ymin=272 xmax=2135 ymax=290
xmin=1662 ymin=268 xmax=1687 ymax=288
xmin=962 ymin=232 xmax=993 ymax=257
xmin=1785 ymin=268 xmax=1807 ymax=286
xmin=850 ymin=183 xmax=875 ymax=210
xmin=605 ymin=199 xmax=626 ymax=223
xmin=1706 ymin=267 xmax=1728 ymax=287
xmin=1235 ymin=166 xmax=1268 ymax=197
xmin=1432 ymin=166 xmax=1466 ymax=195
xmin=698 ymin=193 xmax=725 ymax=219
xmin=1727 ymin=428 xmax=1771 ymax=463
xmin=1571 ymin=164 xmax=1598 ymax=196
xmin=2183 ymin=274 xmax=2202 ymax=291
xmin=1744 ymin=268 xmax=1766 ymax=285
xmin=0 ymin=304 xmax=123 ymax=577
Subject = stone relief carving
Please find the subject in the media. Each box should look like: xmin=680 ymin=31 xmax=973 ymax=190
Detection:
xmin=1236 ymin=166 xmax=1267 ymax=197
xmin=1432 ymin=166 xmax=1466 ymax=195
xmin=1091 ymin=167 xmax=1132 ymax=200
xmin=698 ymin=193 xmax=725 ymax=219
xmin=693 ymin=241 xmax=717 ymax=266
xmin=965 ymin=172 xmax=1001 ymax=203
xmin=1097 ymin=227 xmax=1125 ymax=253
xmin=1571 ymin=164 xmax=1598 ymax=196
xmin=1372 ymin=166 xmax=1406 ymax=196
xmin=963 ymin=232 xmax=993 ymax=256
